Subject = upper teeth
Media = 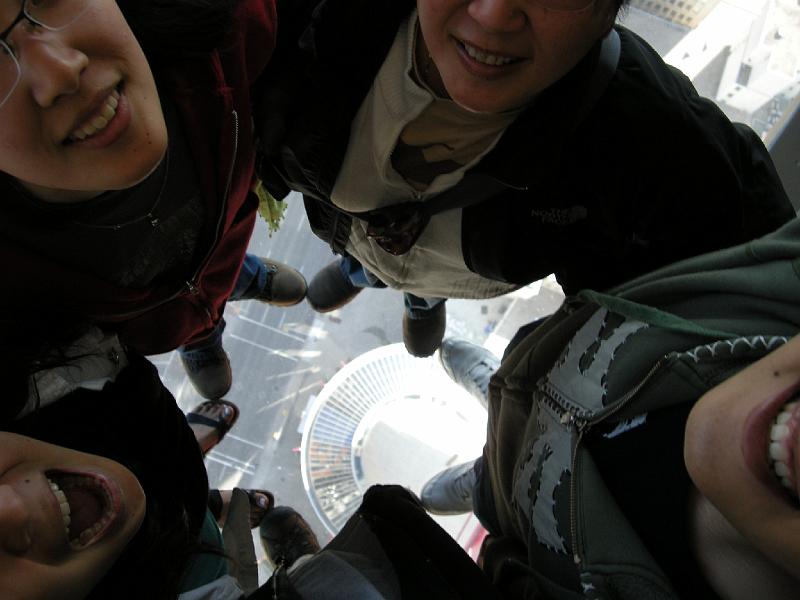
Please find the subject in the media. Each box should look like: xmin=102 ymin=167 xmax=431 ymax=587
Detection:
xmin=463 ymin=42 xmax=515 ymax=66
xmin=769 ymin=401 xmax=798 ymax=494
xmin=47 ymin=477 xmax=71 ymax=537
xmin=70 ymin=90 xmax=120 ymax=141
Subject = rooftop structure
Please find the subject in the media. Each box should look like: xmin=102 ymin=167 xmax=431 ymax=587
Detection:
xmin=629 ymin=0 xmax=722 ymax=28
xmin=300 ymin=343 xmax=487 ymax=539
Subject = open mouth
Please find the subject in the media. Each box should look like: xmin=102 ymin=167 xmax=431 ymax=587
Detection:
xmin=63 ymin=84 xmax=124 ymax=146
xmin=46 ymin=470 xmax=120 ymax=549
xmin=768 ymin=396 xmax=800 ymax=499
xmin=456 ymin=39 xmax=522 ymax=67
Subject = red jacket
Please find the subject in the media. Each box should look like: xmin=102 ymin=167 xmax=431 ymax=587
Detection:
xmin=1 ymin=0 xmax=276 ymax=354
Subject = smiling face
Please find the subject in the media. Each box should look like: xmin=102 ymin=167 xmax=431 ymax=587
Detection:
xmin=684 ymin=335 xmax=800 ymax=583
xmin=416 ymin=0 xmax=616 ymax=113
xmin=0 ymin=432 xmax=145 ymax=600
xmin=0 ymin=0 xmax=167 ymax=203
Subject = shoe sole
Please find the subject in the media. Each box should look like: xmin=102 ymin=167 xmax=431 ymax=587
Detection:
xmin=307 ymin=287 xmax=363 ymax=313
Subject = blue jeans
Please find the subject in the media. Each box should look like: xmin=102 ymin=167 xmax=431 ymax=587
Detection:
xmin=230 ymin=252 xmax=272 ymax=301
xmin=178 ymin=253 xmax=269 ymax=360
xmin=338 ymin=254 xmax=445 ymax=320
xmin=472 ymin=453 xmax=502 ymax=535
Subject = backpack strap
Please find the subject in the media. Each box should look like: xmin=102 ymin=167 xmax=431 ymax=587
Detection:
xmin=321 ymin=29 xmax=622 ymax=252
xmin=414 ymin=29 xmax=623 ymax=219
xmin=578 ymin=289 xmax=739 ymax=339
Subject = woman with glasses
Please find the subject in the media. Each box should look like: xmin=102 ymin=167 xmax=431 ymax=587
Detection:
xmin=0 ymin=0 xmax=307 ymax=401
xmin=256 ymin=0 xmax=793 ymax=358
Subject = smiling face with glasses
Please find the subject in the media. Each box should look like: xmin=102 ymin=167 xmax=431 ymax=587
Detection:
xmin=417 ymin=0 xmax=619 ymax=114
xmin=0 ymin=0 xmax=167 ymax=203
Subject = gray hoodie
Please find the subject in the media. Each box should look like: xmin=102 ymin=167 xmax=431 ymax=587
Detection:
xmin=482 ymin=217 xmax=800 ymax=599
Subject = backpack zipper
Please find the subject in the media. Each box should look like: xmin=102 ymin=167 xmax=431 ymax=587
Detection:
xmin=565 ymin=356 xmax=669 ymax=569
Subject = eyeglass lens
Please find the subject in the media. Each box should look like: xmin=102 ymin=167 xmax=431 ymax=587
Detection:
xmin=0 ymin=0 xmax=92 ymax=107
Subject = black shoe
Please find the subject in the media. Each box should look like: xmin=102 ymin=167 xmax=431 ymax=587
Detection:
xmin=259 ymin=506 xmax=321 ymax=569
xmin=179 ymin=344 xmax=232 ymax=400
xmin=402 ymin=302 xmax=446 ymax=358
xmin=420 ymin=459 xmax=478 ymax=515
xmin=306 ymin=260 xmax=363 ymax=312
xmin=438 ymin=339 xmax=499 ymax=408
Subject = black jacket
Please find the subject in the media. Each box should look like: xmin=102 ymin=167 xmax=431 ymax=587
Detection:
xmin=257 ymin=0 xmax=793 ymax=294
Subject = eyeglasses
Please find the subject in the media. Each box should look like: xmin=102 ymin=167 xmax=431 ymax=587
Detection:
xmin=0 ymin=0 xmax=92 ymax=109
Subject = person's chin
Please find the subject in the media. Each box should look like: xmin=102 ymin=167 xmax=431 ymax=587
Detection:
xmin=112 ymin=143 xmax=168 ymax=190
xmin=450 ymin=92 xmax=509 ymax=114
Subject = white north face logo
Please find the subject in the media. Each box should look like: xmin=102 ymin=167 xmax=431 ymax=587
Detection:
xmin=530 ymin=205 xmax=588 ymax=225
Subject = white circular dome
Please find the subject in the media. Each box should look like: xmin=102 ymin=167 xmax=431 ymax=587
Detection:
xmin=300 ymin=343 xmax=487 ymax=535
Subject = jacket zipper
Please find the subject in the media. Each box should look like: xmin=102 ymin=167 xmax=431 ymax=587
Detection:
xmin=88 ymin=110 xmax=240 ymax=323
xmin=566 ymin=356 xmax=669 ymax=569
xmin=180 ymin=108 xmax=239 ymax=322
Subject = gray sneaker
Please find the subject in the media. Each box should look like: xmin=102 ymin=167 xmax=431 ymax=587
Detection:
xmin=438 ymin=338 xmax=500 ymax=408
xmin=420 ymin=459 xmax=478 ymax=515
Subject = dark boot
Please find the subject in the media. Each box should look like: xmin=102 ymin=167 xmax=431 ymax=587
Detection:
xmin=402 ymin=301 xmax=446 ymax=357
xmin=259 ymin=506 xmax=321 ymax=569
xmin=306 ymin=260 xmax=363 ymax=312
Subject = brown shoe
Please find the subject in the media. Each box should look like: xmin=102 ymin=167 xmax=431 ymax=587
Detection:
xmin=402 ymin=301 xmax=446 ymax=357
xmin=179 ymin=344 xmax=232 ymax=400
xmin=306 ymin=260 xmax=363 ymax=312
xmin=251 ymin=258 xmax=307 ymax=306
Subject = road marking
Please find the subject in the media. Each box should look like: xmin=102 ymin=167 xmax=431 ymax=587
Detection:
xmin=256 ymin=382 xmax=323 ymax=413
xmin=236 ymin=314 xmax=307 ymax=342
xmin=222 ymin=433 xmax=267 ymax=450
xmin=228 ymin=333 xmax=300 ymax=362
xmin=262 ymin=366 xmax=322 ymax=381
xmin=205 ymin=451 xmax=257 ymax=475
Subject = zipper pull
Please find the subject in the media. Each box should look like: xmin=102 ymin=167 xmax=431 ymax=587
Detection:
xmin=186 ymin=281 xmax=200 ymax=295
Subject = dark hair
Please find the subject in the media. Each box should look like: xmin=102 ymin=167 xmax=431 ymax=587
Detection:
xmin=117 ymin=0 xmax=241 ymax=59
xmin=0 ymin=312 xmax=90 ymax=423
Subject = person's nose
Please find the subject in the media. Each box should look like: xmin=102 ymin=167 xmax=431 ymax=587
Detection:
xmin=0 ymin=485 xmax=33 ymax=555
xmin=467 ymin=0 xmax=527 ymax=34
xmin=12 ymin=25 xmax=88 ymax=107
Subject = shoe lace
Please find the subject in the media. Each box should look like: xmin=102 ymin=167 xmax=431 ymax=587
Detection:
xmin=466 ymin=360 xmax=496 ymax=392
xmin=452 ymin=463 xmax=476 ymax=501
xmin=259 ymin=263 xmax=278 ymax=301
xmin=266 ymin=518 xmax=317 ymax=563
